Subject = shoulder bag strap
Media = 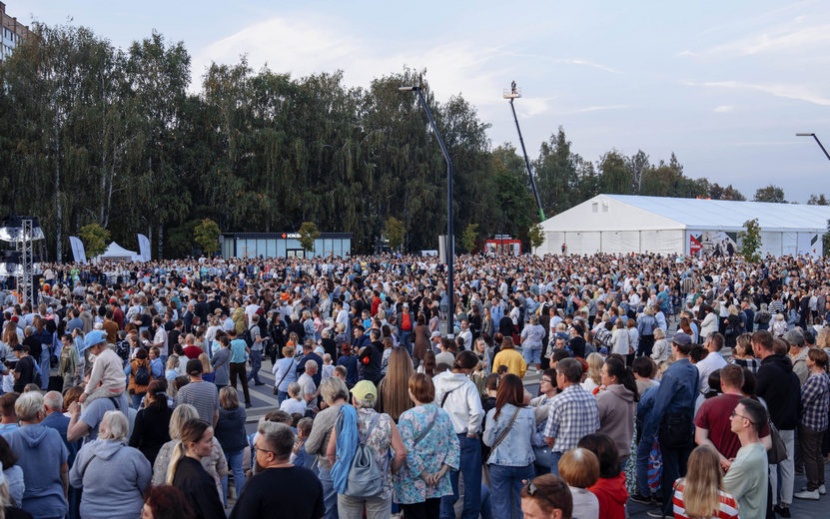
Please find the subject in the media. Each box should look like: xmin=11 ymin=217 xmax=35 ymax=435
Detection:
xmin=413 ymin=411 xmax=438 ymax=446
xmin=491 ymin=406 xmax=522 ymax=452
xmin=440 ymin=388 xmax=456 ymax=408
xmin=275 ymin=358 xmax=295 ymax=389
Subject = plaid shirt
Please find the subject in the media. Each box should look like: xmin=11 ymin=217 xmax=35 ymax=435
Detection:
xmin=800 ymin=372 xmax=830 ymax=431
xmin=544 ymin=384 xmax=599 ymax=453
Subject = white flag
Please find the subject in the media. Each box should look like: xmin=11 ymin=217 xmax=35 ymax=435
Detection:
xmin=69 ymin=236 xmax=87 ymax=264
xmin=137 ymin=234 xmax=151 ymax=262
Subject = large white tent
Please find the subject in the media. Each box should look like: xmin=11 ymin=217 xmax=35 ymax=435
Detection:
xmin=534 ymin=194 xmax=830 ymax=257
xmin=94 ymin=241 xmax=139 ymax=262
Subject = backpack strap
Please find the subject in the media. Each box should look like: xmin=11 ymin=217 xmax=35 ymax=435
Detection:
xmin=413 ymin=411 xmax=438 ymax=446
xmin=440 ymin=388 xmax=457 ymax=408
xmin=490 ymin=406 xmax=521 ymax=452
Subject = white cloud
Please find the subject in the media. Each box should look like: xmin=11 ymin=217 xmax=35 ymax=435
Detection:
xmin=192 ymin=15 xmax=515 ymax=111
xmin=685 ymin=80 xmax=830 ymax=106
xmin=714 ymin=105 xmax=734 ymax=113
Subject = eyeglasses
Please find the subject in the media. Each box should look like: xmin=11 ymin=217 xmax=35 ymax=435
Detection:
xmin=730 ymin=410 xmax=754 ymax=425
xmin=541 ymin=378 xmax=552 ymax=384
xmin=254 ymin=442 xmax=278 ymax=457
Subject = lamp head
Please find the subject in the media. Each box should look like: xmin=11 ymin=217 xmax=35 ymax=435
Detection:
xmin=398 ymin=86 xmax=421 ymax=92
xmin=796 ymin=133 xmax=816 ymax=137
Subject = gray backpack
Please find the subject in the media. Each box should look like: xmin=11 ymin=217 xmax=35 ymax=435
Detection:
xmin=344 ymin=414 xmax=385 ymax=498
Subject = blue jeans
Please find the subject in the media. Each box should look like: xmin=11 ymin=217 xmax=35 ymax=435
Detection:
xmin=548 ymin=451 xmax=564 ymax=477
xmin=522 ymin=346 xmax=542 ymax=366
xmin=440 ymin=434 xmax=482 ymax=519
xmin=318 ymin=465 xmax=338 ymax=519
xmin=398 ymin=331 xmax=412 ymax=355
xmin=635 ymin=438 xmax=653 ymax=496
xmin=489 ymin=464 xmax=535 ymax=519
xmin=40 ymin=350 xmax=51 ymax=389
xmin=131 ymin=393 xmax=145 ymax=410
xmin=221 ymin=449 xmax=246 ymax=505
xmin=247 ymin=350 xmax=263 ymax=384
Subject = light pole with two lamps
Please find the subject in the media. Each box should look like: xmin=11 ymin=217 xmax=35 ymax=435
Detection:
xmin=796 ymin=132 xmax=830 ymax=162
xmin=399 ymin=85 xmax=455 ymax=338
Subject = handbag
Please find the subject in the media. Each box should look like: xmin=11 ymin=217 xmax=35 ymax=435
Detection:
xmin=766 ymin=419 xmax=788 ymax=465
xmin=533 ymin=445 xmax=554 ymax=468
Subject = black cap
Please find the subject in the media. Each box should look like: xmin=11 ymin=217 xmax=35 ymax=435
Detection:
xmin=186 ymin=358 xmax=203 ymax=375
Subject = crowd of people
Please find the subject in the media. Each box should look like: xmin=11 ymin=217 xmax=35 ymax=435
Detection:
xmin=0 ymin=250 xmax=827 ymax=518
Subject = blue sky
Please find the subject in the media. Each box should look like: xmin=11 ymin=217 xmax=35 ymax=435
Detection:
xmin=18 ymin=0 xmax=830 ymax=202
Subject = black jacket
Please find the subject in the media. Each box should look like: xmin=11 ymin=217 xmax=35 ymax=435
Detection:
xmin=755 ymin=353 xmax=801 ymax=430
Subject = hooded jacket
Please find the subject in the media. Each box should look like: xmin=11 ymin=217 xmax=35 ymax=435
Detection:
xmin=433 ymin=371 xmax=484 ymax=435
xmin=596 ymin=383 xmax=637 ymax=457
xmin=589 ymin=472 xmax=628 ymax=519
xmin=5 ymin=424 xmax=68 ymax=519
xmin=756 ymin=353 xmax=801 ymax=430
xmin=69 ymin=438 xmax=152 ymax=519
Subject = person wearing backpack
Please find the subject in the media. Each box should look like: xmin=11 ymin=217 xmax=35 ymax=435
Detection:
xmin=326 ymin=380 xmax=406 ymax=519
xmin=126 ymin=347 xmax=153 ymax=409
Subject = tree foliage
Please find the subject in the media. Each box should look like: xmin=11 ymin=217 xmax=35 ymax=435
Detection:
xmin=298 ymin=222 xmax=320 ymax=253
xmin=739 ymin=218 xmax=762 ymax=263
xmin=461 ymin=223 xmax=478 ymax=253
xmin=383 ymin=217 xmax=405 ymax=252
xmin=79 ymin=223 xmax=110 ymax=258
xmin=193 ymin=218 xmax=220 ymax=256
xmin=528 ymin=223 xmax=545 ymax=250
xmin=754 ymin=185 xmax=786 ymax=203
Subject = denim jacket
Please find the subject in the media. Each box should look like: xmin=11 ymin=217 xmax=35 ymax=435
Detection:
xmin=483 ymin=403 xmax=536 ymax=466
xmin=642 ymin=358 xmax=698 ymax=442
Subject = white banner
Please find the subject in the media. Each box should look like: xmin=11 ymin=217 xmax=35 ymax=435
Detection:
xmin=137 ymin=234 xmax=151 ymax=262
xmin=68 ymin=236 xmax=87 ymax=264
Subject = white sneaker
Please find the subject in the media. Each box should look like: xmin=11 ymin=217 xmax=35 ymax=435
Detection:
xmin=794 ymin=489 xmax=820 ymax=500
xmin=801 ymin=484 xmax=827 ymax=495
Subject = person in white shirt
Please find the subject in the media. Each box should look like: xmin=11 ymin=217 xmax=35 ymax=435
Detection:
xmin=696 ymin=332 xmax=727 ymax=394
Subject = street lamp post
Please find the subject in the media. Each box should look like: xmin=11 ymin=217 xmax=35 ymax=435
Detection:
xmin=400 ymin=85 xmax=455 ymax=338
xmin=796 ymin=132 xmax=830 ymax=162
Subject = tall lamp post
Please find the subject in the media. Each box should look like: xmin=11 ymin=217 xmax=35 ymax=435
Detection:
xmin=796 ymin=132 xmax=830 ymax=162
xmin=400 ymin=85 xmax=455 ymax=338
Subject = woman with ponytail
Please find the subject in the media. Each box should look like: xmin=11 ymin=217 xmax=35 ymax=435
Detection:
xmin=168 ymin=418 xmax=225 ymax=519
xmin=595 ymin=356 xmax=639 ymax=467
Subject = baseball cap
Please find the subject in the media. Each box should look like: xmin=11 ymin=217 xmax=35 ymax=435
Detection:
xmin=351 ymin=380 xmax=377 ymax=403
xmin=84 ymin=330 xmax=107 ymax=350
xmin=671 ymin=332 xmax=692 ymax=346
xmin=186 ymin=359 xmax=204 ymax=375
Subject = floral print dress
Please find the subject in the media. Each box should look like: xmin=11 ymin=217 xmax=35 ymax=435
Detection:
xmin=393 ymin=403 xmax=460 ymax=504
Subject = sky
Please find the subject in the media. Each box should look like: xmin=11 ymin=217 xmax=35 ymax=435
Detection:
xmin=16 ymin=0 xmax=830 ymax=203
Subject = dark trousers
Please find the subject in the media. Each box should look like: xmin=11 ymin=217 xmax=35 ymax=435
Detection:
xmin=401 ymin=498 xmax=441 ymax=519
xmin=661 ymin=442 xmax=692 ymax=516
xmin=638 ymin=335 xmax=655 ymax=357
xmin=229 ymin=362 xmax=251 ymax=404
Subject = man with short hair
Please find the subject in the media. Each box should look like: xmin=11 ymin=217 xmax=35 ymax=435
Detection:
xmin=695 ymin=364 xmax=770 ymax=471
xmin=644 ymin=332 xmax=699 ymax=519
xmin=247 ymin=314 xmax=266 ymax=386
xmin=544 ymin=357 xmax=600 ymax=477
xmin=229 ymin=421 xmax=324 ymax=519
xmin=696 ymin=332 xmax=727 ymax=394
xmin=723 ymin=398 xmax=769 ymax=519
xmin=297 ymin=360 xmax=319 ymax=415
xmin=176 ymin=359 xmax=220 ymax=426
xmin=41 ymin=390 xmax=76 ymax=458
xmin=753 ymin=330 xmax=800 ymax=517
xmin=784 ymin=329 xmax=808 ymax=385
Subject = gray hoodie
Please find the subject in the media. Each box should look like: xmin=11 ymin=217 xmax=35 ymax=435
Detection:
xmin=596 ymin=383 xmax=637 ymax=457
xmin=69 ymin=439 xmax=152 ymax=519
xmin=4 ymin=424 xmax=68 ymax=518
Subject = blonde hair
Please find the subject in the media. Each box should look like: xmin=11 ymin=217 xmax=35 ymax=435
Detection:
xmin=166 ymin=418 xmax=211 ymax=485
xmin=198 ymin=352 xmax=212 ymax=374
xmin=680 ymin=445 xmax=723 ymax=519
xmin=378 ymin=348 xmax=415 ymax=421
xmin=585 ymin=353 xmax=604 ymax=386
xmin=168 ymin=404 xmax=198 ymax=439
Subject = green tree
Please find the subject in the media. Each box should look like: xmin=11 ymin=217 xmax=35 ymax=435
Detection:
xmin=808 ymin=193 xmax=829 ymax=205
xmin=598 ymin=150 xmax=633 ymax=194
xmin=739 ymin=218 xmax=762 ymax=263
xmin=193 ymin=218 xmax=220 ymax=256
xmin=534 ymin=127 xmax=580 ymax=215
xmin=298 ymin=221 xmax=320 ymax=253
xmin=461 ymin=223 xmax=479 ymax=253
xmin=754 ymin=185 xmax=786 ymax=203
xmin=528 ymin=223 xmax=545 ymax=250
xmin=383 ymin=216 xmax=406 ymax=252
xmin=79 ymin=223 xmax=110 ymax=257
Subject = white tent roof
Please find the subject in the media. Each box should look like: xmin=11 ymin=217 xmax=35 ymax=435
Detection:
xmin=540 ymin=194 xmax=830 ymax=233
xmin=97 ymin=241 xmax=138 ymax=260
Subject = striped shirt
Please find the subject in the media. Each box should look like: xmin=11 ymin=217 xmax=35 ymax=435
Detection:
xmin=672 ymin=481 xmax=739 ymax=519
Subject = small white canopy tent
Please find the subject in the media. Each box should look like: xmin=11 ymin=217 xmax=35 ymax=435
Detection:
xmin=94 ymin=241 xmax=139 ymax=262
xmin=534 ymin=194 xmax=830 ymax=257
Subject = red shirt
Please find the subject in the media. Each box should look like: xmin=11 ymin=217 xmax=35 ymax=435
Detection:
xmin=694 ymin=393 xmax=770 ymax=460
xmin=588 ymin=473 xmax=627 ymax=519
xmin=182 ymin=345 xmax=203 ymax=360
